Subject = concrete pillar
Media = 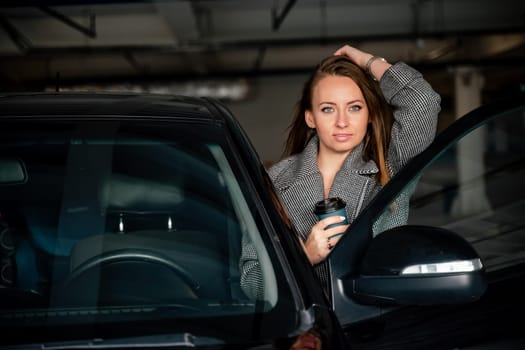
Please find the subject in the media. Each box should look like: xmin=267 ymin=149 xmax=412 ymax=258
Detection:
xmin=450 ymin=66 xmax=491 ymax=217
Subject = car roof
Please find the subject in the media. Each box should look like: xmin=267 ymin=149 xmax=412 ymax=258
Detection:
xmin=0 ymin=92 xmax=218 ymax=121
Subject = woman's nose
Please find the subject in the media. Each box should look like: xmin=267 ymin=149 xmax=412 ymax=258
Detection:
xmin=335 ymin=113 xmax=348 ymax=127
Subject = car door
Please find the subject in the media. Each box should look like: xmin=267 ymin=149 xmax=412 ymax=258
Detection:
xmin=328 ymin=91 xmax=525 ymax=347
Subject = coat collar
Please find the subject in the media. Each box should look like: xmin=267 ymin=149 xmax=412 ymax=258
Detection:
xmin=296 ymin=135 xmax=378 ymax=181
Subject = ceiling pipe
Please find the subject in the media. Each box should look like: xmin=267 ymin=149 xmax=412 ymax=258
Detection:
xmin=8 ymin=27 xmax=524 ymax=57
xmin=272 ymin=0 xmax=297 ymax=31
xmin=191 ymin=3 xmax=212 ymax=39
xmin=319 ymin=0 xmax=327 ymax=44
xmin=412 ymin=0 xmax=422 ymax=47
xmin=0 ymin=14 xmax=32 ymax=53
xmin=123 ymin=51 xmax=150 ymax=76
xmin=38 ymin=6 xmax=96 ymax=38
xmin=252 ymin=46 xmax=267 ymax=73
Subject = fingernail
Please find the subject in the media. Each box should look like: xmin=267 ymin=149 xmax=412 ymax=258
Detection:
xmin=340 ymin=216 xmax=346 ymax=221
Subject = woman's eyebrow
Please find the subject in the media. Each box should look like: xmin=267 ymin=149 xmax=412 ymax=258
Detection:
xmin=318 ymin=99 xmax=363 ymax=105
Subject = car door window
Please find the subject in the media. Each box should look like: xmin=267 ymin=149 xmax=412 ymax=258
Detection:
xmin=373 ymin=106 xmax=525 ymax=272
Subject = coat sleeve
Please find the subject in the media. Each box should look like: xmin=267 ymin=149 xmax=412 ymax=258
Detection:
xmin=238 ymin=165 xmax=286 ymax=300
xmin=238 ymin=233 xmax=264 ymax=300
xmin=239 ymin=158 xmax=300 ymax=300
xmin=380 ymin=62 xmax=441 ymax=175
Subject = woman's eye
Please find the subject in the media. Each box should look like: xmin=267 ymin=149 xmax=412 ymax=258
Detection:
xmin=349 ymin=105 xmax=362 ymax=111
xmin=321 ymin=106 xmax=334 ymax=113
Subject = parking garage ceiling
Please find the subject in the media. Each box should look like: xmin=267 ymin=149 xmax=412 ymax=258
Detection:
xmin=1 ymin=0 xmax=524 ymax=93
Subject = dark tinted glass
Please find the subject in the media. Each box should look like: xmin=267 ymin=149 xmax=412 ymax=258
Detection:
xmin=374 ymin=107 xmax=525 ymax=272
xmin=0 ymin=119 xmax=293 ymax=344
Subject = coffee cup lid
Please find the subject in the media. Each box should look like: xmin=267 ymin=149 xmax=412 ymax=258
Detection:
xmin=314 ymin=197 xmax=346 ymax=214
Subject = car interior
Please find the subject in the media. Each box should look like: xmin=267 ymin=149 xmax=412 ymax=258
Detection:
xmin=0 ymin=121 xmax=260 ymax=314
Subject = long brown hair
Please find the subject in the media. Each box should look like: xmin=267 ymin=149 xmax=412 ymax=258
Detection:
xmin=283 ymin=55 xmax=394 ymax=185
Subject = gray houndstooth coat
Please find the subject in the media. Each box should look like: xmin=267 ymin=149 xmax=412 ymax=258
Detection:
xmin=240 ymin=62 xmax=441 ymax=299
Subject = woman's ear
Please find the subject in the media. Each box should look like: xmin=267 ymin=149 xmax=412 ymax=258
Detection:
xmin=305 ymin=110 xmax=316 ymax=128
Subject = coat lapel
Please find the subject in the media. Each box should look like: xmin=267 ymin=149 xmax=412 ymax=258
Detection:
xmin=273 ymin=136 xmax=381 ymax=237
xmin=330 ymin=142 xmax=379 ymax=218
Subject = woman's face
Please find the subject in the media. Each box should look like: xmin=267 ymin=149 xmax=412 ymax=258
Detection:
xmin=305 ymin=74 xmax=369 ymax=158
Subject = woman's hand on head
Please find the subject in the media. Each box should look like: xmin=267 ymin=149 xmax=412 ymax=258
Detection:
xmin=302 ymin=216 xmax=348 ymax=265
xmin=334 ymin=44 xmax=372 ymax=69
xmin=334 ymin=44 xmax=392 ymax=82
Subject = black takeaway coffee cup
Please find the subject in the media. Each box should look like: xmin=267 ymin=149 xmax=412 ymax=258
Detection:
xmin=314 ymin=197 xmax=349 ymax=231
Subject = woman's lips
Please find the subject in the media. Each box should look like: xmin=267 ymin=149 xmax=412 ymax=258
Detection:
xmin=333 ymin=133 xmax=352 ymax=142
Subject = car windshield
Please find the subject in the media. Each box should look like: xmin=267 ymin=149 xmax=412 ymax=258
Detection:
xmin=0 ymin=118 xmax=296 ymax=344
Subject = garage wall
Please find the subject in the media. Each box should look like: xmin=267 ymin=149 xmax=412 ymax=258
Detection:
xmin=226 ymin=74 xmax=308 ymax=167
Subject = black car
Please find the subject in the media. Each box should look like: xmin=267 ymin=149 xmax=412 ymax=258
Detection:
xmin=0 ymin=91 xmax=522 ymax=349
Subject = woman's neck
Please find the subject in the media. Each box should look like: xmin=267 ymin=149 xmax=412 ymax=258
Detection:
xmin=317 ymin=149 xmax=350 ymax=197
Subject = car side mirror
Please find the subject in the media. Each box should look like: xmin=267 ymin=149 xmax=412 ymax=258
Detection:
xmin=344 ymin=225 xmax=487 ymax=306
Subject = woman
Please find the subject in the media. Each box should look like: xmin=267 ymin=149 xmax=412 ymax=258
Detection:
xmin=240 ymin=44 xmax=441 ymax=298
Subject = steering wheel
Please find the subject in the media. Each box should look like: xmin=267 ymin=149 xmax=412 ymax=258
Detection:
xmin=57 ymin=248 xmax=201 ymax=307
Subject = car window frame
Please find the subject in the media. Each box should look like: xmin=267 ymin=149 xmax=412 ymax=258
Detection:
xmin=214 ymin=98 xmax=327 ymax=311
